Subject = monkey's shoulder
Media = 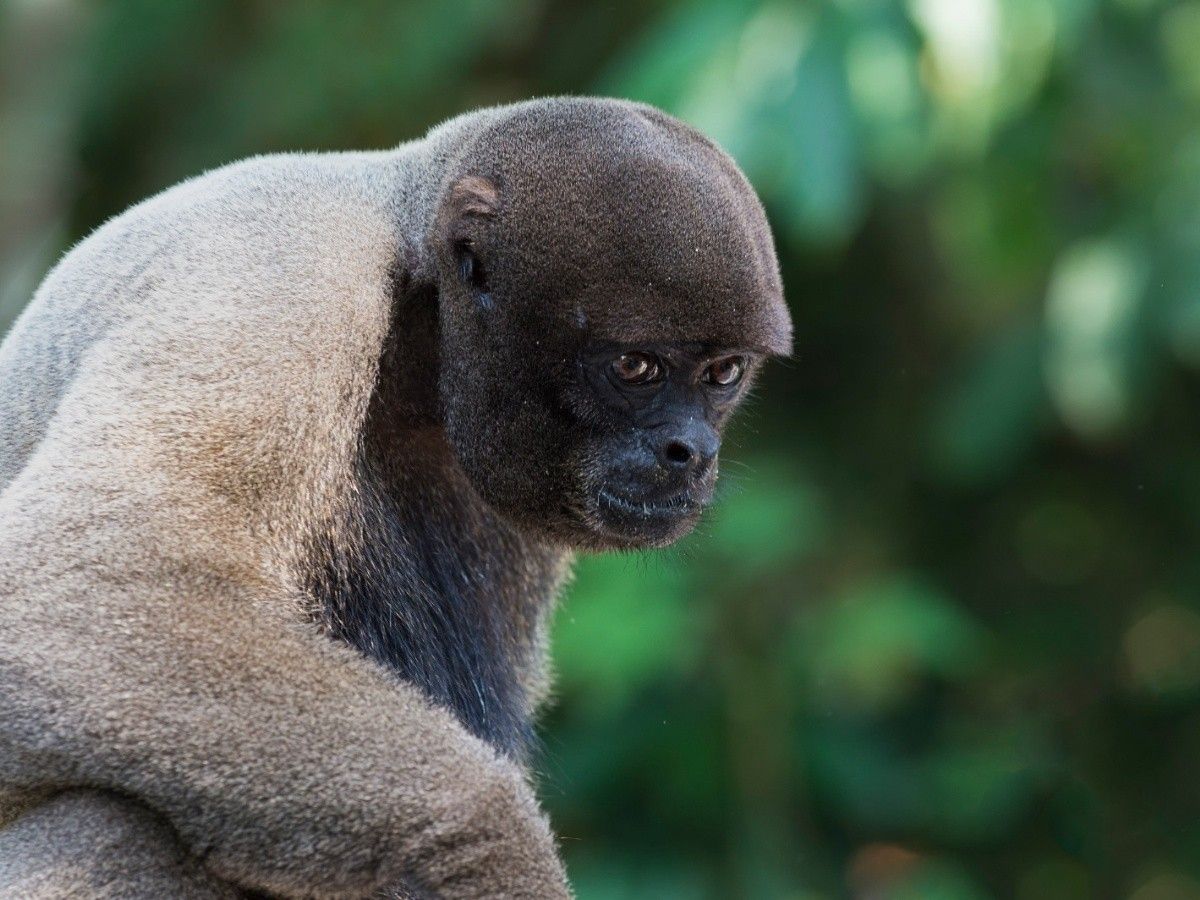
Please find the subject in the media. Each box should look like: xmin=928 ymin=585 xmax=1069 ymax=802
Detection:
xmin=0 ymin=150 xmax=415 ymax=499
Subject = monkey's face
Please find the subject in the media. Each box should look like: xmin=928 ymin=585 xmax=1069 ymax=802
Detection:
xmin=563 ymin=341 xmax=759 ymax=547
xmin=438 ymin=313 xmax=761 ymax=550
xmin=429 ymin=100 xmax=791 ymax=550
xmin=432 ymin=228 xmax=777 ymax=550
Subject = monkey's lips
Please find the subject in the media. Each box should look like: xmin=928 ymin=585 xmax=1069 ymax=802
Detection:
xmin=590 ymin=485 xmax=707 ymax=545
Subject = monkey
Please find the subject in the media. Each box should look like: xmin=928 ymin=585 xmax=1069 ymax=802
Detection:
xmin=0 ymin=97 xmax=791 ymax=898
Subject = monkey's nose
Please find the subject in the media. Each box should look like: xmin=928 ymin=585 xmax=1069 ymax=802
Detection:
xmin=655 ymin=421 xmax=718 ymax=475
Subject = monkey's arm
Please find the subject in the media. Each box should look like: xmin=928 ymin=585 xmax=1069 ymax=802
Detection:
xmin=0 ymin=789 xmax=240 ymax=899
xmin=0 ymin=463 xmax=570 ymax=899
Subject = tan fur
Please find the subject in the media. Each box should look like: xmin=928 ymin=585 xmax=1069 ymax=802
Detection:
xmin=0 ymin=790 xmax=239 ymax=898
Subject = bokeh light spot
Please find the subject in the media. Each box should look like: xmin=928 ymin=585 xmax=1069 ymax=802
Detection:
xmin=1123 ymin=605 xmax=1200 ymax=698
xmin=1044 ymin=238 xmax=1144 ymax=440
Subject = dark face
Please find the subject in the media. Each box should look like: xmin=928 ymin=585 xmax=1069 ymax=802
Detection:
xmin=571 ymin=341 xmax=759 ymax=546
xmin=427 ymin=99 xmax=790 ymax=551
xmin=437 ymin=227 xmax=765 ymax=549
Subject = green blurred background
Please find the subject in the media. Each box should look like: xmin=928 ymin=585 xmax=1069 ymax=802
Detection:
xmin=4 ymin=0 xmax=1200 ymax=897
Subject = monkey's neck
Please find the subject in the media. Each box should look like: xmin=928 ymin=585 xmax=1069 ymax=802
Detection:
xmin=309 ymin=425 xmax=570 ymax=760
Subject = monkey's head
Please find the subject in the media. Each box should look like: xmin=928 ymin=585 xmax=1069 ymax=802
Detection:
xmin=426 ymin=99 xmax=791 ymax=550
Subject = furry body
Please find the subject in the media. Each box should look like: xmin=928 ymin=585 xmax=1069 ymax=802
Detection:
xmin=0 ymin=97 xmax=788 ymax=897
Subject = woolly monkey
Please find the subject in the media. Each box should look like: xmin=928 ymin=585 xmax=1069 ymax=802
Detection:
xmin=0 ymin=97 xmax=791 ymax=898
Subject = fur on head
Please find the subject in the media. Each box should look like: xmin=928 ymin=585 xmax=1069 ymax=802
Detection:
xmin=420 ymin=98 xmax=791 ymax=549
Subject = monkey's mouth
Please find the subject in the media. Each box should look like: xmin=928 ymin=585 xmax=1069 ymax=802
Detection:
xmin=597 ymin=488 xmax=701 ymax=517
xmin=588 ymin=485 xmax=707 ymax=546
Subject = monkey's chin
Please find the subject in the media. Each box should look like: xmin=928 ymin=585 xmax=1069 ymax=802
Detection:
xmin=583 ymin=488 xmax=705 ymax=549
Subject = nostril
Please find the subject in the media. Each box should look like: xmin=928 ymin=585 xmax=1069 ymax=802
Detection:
xmin=664 ymin=440 xmax=694 ymax=466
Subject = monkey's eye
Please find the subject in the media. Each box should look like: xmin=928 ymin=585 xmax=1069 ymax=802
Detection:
xmin=703 ymin=356 xmax=746 ymax=387
xmin=612 ymin=352 xmax=663 ymax=385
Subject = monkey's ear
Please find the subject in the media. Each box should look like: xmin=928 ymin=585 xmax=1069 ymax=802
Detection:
xmin=416 ymin=176 xmax=500 ymax=288
xmin=448 ymin=175 xmax=500 ymax=220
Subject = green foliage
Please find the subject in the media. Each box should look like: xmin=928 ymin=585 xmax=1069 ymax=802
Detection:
xmin=3 ymin=0 xmax=1200 ymax=896
xmin=800 ymin=577 xmax=986 ymax=711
